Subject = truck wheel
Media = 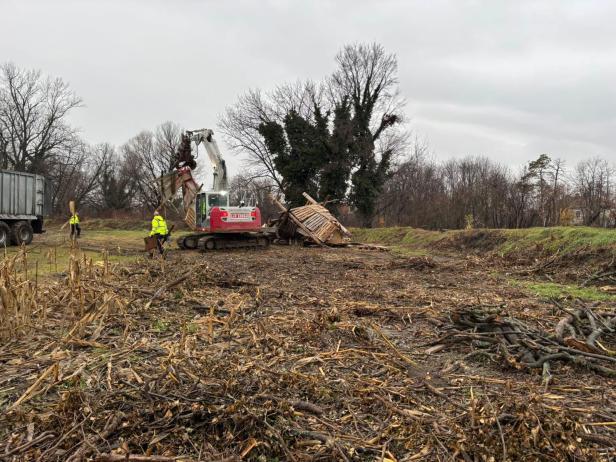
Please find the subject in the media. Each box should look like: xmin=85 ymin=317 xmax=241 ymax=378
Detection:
xmin=11 ymin=221 xmax=33 ymax=246
xmin=0 ymin=222 xmax=10 ymax=247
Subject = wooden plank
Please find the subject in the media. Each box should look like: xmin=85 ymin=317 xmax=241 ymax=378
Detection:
xmin=302 ymin=192 xmax=319 ymax=205
xmin=271 ymin=195 xmax=288 ymax=213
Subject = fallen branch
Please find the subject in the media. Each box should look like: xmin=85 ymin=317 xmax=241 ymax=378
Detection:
xmin=95 ymin=455 xmax=200 ymax=462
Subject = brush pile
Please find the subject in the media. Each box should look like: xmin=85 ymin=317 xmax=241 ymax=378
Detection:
xmin=435 ymin=306 xmax=616 ymax=379
xmin=1 ymin=245 xmax=614 ymax=461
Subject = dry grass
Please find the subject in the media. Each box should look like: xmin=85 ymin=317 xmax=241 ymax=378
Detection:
xmin=0 ymin=241 xmax=614 ymax=460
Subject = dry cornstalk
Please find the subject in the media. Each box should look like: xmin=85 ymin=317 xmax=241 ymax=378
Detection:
xmin=10 ymin=363 xmax=59 ymax=409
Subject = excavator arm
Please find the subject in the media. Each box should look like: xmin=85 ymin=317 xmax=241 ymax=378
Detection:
xmin=186 ymin=129 xmax=228 ymax=192
xmin=157 ymin=129 xmax=228 ymax=230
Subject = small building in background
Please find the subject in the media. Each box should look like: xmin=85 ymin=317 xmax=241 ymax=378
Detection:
xmin=560 ymin=206 xmax=616 ymax=227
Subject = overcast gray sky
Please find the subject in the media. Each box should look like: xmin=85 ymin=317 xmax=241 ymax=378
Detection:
xmin=2 ymin=0 xmax=615 ymax=175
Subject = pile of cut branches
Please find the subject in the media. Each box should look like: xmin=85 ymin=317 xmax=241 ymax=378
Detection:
xmin=439 ymin=306 xmax=616 ymax=379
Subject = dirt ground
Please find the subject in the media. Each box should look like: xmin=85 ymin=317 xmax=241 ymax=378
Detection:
xmin=0 ymin=231 xmax=615 ymax=461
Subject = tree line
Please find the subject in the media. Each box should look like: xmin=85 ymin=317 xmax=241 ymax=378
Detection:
xmin=0 ymin=61 xmax=186 ymax=216
xmin=2 ymin=46 xmax=614 ymax=228
xmin=376 ymin=147 xmax=614 ymax=229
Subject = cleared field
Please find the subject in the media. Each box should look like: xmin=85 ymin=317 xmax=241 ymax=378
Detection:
xmin=0 ymin=225 xmax=614 ymax=461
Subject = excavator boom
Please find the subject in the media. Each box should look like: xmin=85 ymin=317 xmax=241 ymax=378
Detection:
xmin=186 ymin=129 xmax=228 ymax=192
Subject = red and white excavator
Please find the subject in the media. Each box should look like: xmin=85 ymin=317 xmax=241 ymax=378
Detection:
xmin=158 ymin=128 xmax=270 ymax=250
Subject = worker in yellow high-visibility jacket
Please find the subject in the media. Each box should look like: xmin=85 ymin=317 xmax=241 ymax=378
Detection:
xmin=69 ymin=212 xmax=81 ymax=238
xmin=149 ymin=209 xmax=169 ymax=256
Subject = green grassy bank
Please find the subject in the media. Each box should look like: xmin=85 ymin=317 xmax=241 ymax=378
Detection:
xmin=352 ymin=226 xmax=616 ymax=257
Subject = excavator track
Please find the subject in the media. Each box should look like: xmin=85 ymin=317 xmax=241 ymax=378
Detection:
xmin=178 ymin=233 xmax=270 ymax=251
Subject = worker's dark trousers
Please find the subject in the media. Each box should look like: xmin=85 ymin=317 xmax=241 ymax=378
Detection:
xmin=70 ymin=224 xmax=81 ymax=238
xmin=154 ymin=233 xmax=167 ymax=254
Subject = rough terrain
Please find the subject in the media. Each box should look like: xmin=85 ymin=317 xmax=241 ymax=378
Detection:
xmin=0 ymin=226 xmax=615 ymax=461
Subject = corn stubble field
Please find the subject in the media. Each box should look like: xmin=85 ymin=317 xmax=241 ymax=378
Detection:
xmin=0 ymin=224 xmax=615 ymax=461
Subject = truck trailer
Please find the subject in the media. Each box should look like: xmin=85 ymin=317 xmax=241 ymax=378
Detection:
xmin=0 ymin=170 xmax=49 ymax=246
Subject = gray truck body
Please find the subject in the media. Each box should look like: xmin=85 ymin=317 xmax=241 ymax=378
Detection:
xmin=0 ymin=170 xmax=50 ymax=245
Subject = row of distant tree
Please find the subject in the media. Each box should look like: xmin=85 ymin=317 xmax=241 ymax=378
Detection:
xmin=377 ymin=148 xmax=615 ymax=229
xmin=1 ymin=44 xmax=614 ymax=228
xmin=229 ymin=148 xmax=616 ymax=229
xmin=0 ymin=62 xmax=185 ymax=216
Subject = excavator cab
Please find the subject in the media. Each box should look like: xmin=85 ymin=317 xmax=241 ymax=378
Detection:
xmin=196 ymin=191 xmax=230 ymax=228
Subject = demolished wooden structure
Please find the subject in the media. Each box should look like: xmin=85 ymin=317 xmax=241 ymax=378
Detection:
xmin=272 ymin=193 xmax=352 ymax=246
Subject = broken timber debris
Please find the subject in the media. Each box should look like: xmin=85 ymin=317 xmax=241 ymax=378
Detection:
xmin=272 ymin=192 xmax=352 ymax=246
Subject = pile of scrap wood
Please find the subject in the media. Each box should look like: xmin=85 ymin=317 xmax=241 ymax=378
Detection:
xmin=272 ymin=193 xmax=352 ymax=246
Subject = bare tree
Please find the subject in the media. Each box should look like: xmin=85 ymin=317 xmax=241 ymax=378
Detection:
xmin=0 ymin=63 xmax=82 ymax=173
xmin=89 ymin=144 xmax=138 ymax=211
xmin=549 ymin=158 xmax=566 ymax=226
xmin=219 ymin=82 xmax=322 ymax=190
xmin=573 ymin=157 xmax=614 ymax=225
xmin=229 ymin=173 xmax=279 ymax=222
xmin=121 ymin=122 xmax=183 ymax=209
xmin=155 ymin=121 xmax=182 ymax=168
xmin=329 ymin=43 xmax=404 ymax=139
xmin=47 ymin=141 xmax=108 ymax=214
xmin=377 ymin=137 xmax=443 ymax=227
xmin=122 ymin=131 xmax=159 ymax=209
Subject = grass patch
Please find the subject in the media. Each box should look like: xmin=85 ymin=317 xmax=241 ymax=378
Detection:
xmin=1 ymin=243 xmax=138 ymax=277
xmin=186 ymin=322 xmax=199 ymax=334
xmin=514 ymin=280 xmax=616 ymax=301
xmin=153 ymin=319 xmax=169 ymax=333
xmin=1 ymin=226 xmax=192 ymax=279
xmin=498 ymin=227 xmax=616 ymax=257
xmin=351 ymin=226 xmax=616 ymax=258
xmin=350 ymin=227 xmax=409 ymax=245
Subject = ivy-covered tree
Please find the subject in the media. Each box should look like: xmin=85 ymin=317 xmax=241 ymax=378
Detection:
xmin=259 ymin=109 xmax=322 ymax=206
xmin=222 ymin=43 xmax=406 ymax=225
xmin=259 ymin=103 xmax=354 ymax=208
xmin=319 ymin=98 xmax=354 ymax=203
xmin=331 ymin=44 xmax=404 ymax=226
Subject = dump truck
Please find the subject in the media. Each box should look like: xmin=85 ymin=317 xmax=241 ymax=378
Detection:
xmin=0 ymin=170 xmax=50 ymax=246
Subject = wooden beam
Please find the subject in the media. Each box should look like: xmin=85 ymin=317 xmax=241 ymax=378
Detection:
xmin=302 ymin=192 xmax=318 ymax=205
